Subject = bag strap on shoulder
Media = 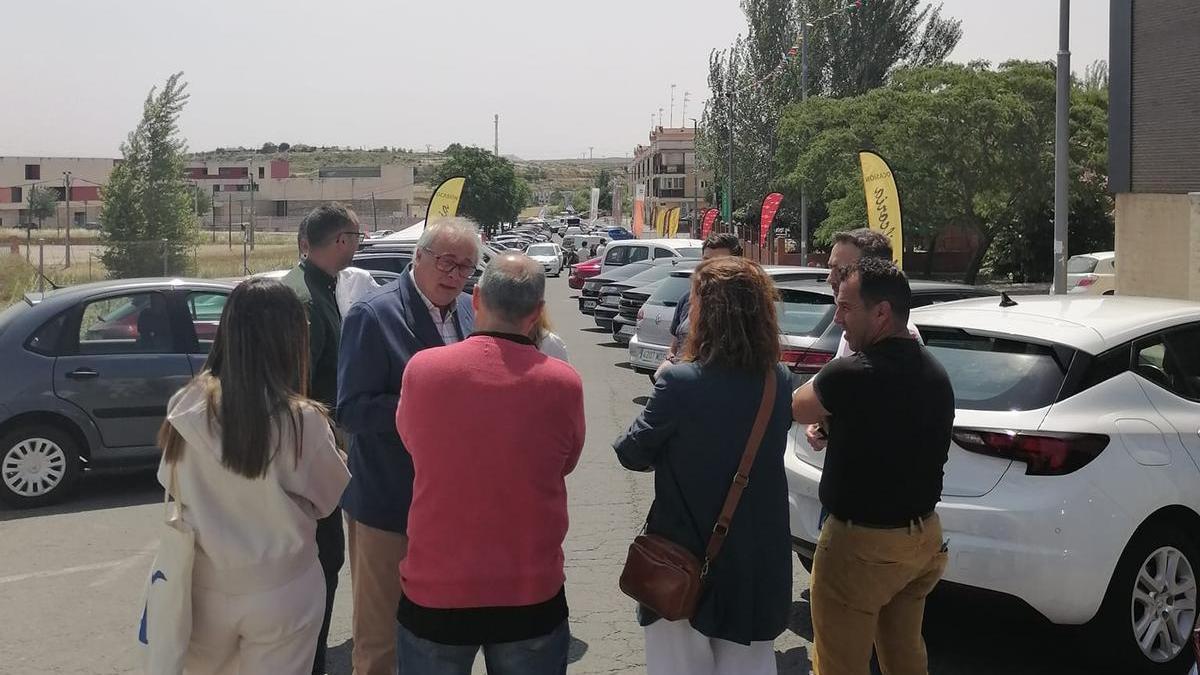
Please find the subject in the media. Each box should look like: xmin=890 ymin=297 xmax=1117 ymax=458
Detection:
xmin=701 ymin=368 xmax=776 ymax=576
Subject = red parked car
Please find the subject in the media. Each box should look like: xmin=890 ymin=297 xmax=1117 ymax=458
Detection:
xmin=568 ymin=257 xmax=602 ymax=290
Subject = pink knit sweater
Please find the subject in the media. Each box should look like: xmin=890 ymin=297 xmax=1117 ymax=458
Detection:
xmin=396 ymin=333 xmax=586 ymax=608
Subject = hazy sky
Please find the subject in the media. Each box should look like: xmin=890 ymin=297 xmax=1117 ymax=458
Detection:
xmin=1 ymin=0 xmax=1108 ymax=161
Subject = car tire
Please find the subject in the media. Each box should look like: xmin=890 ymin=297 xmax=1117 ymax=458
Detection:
xmin=1095 ymin=521 xmax=1199 ymax=674
xmin=0 ymin=425 xmax=84 ymax=508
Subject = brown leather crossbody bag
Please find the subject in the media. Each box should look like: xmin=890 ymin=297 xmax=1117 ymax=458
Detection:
xmin=618 ymin=370 xmax=777 ymax=621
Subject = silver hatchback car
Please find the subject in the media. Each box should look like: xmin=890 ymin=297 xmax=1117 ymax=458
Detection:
xmin=0 ymin=278 xmax=236 ymax=508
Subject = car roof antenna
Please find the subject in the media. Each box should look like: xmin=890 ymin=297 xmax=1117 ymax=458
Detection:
xmin=999 ymin=292 xmax=1018 ymax=308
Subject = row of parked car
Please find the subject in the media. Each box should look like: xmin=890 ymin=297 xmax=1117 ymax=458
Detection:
xmin=0 ymin=217 xmax=591 ymax=511
xmin=567 ymin=241 xmax=1200 ymax=674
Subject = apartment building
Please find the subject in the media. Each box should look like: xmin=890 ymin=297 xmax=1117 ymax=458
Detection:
xmin=629 ymin=127 xmax=712 ymax=232
xmin=188 ymin=159 xmax=416 ymax=231
xmin=0 ymin=157 xmax=118 ymax=229
xmin=0 ymin=156 xmax=416 ymax=233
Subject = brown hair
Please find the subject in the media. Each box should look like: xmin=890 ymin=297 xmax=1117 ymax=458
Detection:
xmin=682 ymin=257 xmax=780 ymax=372
xmin=159 ymin=277 xmax=319 ymax=478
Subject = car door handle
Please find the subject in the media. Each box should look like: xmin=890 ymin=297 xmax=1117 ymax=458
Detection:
xmin=66 ymin=368 xmax=99 ymax=380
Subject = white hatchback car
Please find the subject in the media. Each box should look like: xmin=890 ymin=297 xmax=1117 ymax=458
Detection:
xmin=526 ymin=242 xmax=563 ymax=277
xmin=1068 ymin=251 xmax=1116 ymax=295
xmin=786 ymin=295 xmax=1200 ymax=674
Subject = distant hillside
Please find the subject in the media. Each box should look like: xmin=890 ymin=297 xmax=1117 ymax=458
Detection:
xmin=189 ymin=146 xmax=629 ymax=204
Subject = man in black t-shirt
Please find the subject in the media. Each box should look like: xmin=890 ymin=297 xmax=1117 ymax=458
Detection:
xmin=791 ymin=257 xmax=954 ymax=675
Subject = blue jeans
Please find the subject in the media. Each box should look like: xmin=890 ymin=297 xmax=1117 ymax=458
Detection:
xmin=396 ymin=620 xmax=570 ymax=675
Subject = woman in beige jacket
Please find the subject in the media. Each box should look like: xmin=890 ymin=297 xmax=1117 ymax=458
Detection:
xmin=158 ymin=277 xmax=349 ymax=675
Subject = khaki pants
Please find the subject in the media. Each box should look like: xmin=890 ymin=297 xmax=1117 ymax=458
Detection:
xmin=810 ymin=513 xmax=948 ymax=675
xmin=346 ymin=515 xmax=408 ymax=675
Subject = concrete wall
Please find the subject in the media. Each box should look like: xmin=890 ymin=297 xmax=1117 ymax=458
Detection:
xmin=1115 ymin=192 xmax=1200 ymax=299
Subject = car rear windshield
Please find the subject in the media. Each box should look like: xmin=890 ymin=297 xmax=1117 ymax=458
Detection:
xmin=648 ymin=276 xmax=692 ymax=306
xmin=920 ymin=327 xmax=1073 ymax=411
xmin=1067 ymin=256 xmax=1098 ymax=274
xmin=527 ymin=244 xmax=556 ymax=256
xmin=776 ymin=290 xmax=835 ymax=337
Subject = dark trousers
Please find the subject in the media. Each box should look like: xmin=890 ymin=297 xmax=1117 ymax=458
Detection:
xmin=313 ymin=507 xmax=346 ymax=674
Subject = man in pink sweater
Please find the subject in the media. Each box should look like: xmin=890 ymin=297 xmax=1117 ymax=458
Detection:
xmin=395 ymin=252 xmax=585 ymax=674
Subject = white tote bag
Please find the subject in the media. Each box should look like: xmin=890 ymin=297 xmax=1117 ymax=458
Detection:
xmin=137 ymin=465 xmax=195 ymax=674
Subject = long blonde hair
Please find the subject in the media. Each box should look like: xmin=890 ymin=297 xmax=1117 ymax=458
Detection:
xmin=530 ymin=310 xmax=552 ymax=346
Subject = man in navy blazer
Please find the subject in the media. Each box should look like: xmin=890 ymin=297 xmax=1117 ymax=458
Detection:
xmin=337 ymin=218 xmax=480 ymax=675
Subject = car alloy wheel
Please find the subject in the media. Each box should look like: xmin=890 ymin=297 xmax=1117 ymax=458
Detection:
xmin=3 ymin=437 xmax=67 ymax=498
xmin=1131 ymin=546 xmax=1198 ymax=663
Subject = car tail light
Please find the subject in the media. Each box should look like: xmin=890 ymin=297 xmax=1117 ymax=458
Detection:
xmin=781 ymin=349 xmax=833 ymax=375
xmin=952 ymin=428 xmax=1109 ymax=476
xmin=1076 ymin=275 xmax=1096 ymax=287
xmin=637 ymin=307 xmax=645 ymax=321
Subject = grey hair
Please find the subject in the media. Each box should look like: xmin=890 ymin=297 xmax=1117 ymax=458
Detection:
xmin=416 ymin=217 xmax=483 ymax=256
xmin=478 ymin=254 xmax=546 ymax=324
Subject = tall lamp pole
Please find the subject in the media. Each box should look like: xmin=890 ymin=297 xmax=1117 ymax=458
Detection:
xmin=1052 ymin=0 xmax=1071 ymax=294
xmin=799 ymin=20 xmax=812 ymax=265
xmin=690 ymin=117 xmax=700 ymax=238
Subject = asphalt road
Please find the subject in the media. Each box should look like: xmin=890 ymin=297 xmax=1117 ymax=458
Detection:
xmin=0 ymin=276 xmax=1098 ymax=674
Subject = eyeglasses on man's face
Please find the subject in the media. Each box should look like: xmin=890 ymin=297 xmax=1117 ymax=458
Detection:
xmin=338 ymin=230 xmax=367 ymax=244
xmin=421 ymin=246 xmax=477 ymax=278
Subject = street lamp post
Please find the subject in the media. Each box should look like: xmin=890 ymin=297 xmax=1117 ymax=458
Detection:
xmin=691 ymin=117 xmax=700 ymax=238
xmin=1052 ymin=0 xmax=1071 ymax=294
xmin=799 ymin=20 xmax=812 ymax=265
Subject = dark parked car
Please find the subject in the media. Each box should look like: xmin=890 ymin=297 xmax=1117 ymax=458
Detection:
xmin=0 ymin=278 xmax=238 ymax=507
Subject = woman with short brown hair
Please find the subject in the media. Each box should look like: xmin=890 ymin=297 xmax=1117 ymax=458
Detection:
xmin=614 ymin=257 xmax=793 ymax=675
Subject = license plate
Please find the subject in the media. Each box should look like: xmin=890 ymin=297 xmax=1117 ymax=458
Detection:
xmin=583 ymin=300 xmax=597 ymax=310
xmin=642 ymin=348 xmax=664 ymax=362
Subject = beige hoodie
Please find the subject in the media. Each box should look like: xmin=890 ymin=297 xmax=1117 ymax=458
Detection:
xmin=158 ymin=381 xmax=350 ymax=593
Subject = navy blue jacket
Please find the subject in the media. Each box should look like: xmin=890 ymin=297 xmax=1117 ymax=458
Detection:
xmin=337 ymin=269 xmax=475 ymax=533
xmin=614 ymin=362 xmax=793 ymax=645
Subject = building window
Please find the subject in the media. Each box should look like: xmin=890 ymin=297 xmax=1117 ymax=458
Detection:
xmin=25 ymin=164 xmax=40 ymax=180
xmin=275 ymin=201 xmax=287 ymax=217
xmin=11 ymin=187 xmax=22 ymax=203
xmin=258 ymin=167 xmax=265 ymax=179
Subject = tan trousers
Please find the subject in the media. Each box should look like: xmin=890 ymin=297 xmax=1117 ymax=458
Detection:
xmin=185 ymin=559 xmax=325 ymax=675
xmin=346 ymin=515 xmax=408 ymax=675
xmin=810 ymin=513 xmax=948 ymax=675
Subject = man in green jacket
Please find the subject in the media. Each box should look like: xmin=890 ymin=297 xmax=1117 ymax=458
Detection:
xmin=282 ymin=202 xmax=361 ymax=674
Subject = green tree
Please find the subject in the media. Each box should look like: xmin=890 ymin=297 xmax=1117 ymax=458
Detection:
xmin=432 ymin=144 xmax=530 ymax=235
xmin=698 ymin=0 xmax=960 ymax=216
xmin=594 ymin=169 xmax=614 ymax=212
xmin=99 ymin=72 xmax=199 ymax=277
xmin=188 ymin=185 xmax=213 ymax=217
xmin=775 ymin=61 xmax=1113 ymax=283
xmin=571 ymin=189 xmax=591 ymax=214
xmin=27 ymin=185 xmax=58 ymax=230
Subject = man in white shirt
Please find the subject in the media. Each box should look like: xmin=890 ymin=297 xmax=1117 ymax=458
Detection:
xmin=807 ymin=228 xmax=921 ymax=450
